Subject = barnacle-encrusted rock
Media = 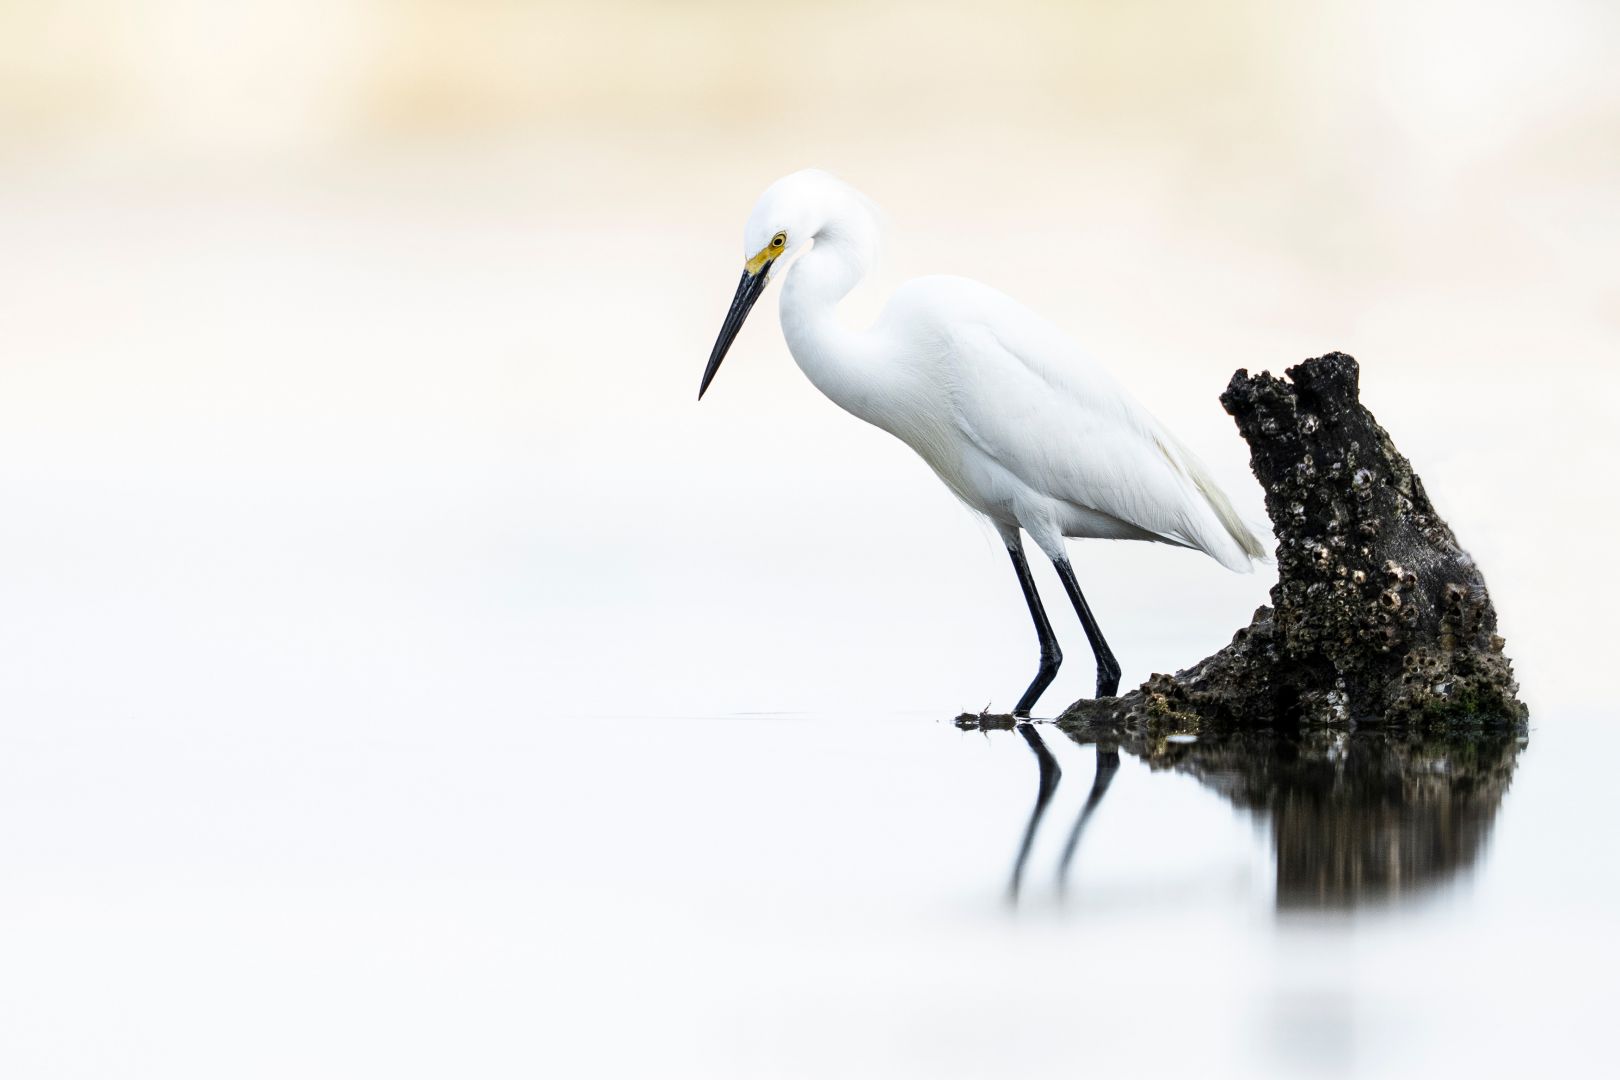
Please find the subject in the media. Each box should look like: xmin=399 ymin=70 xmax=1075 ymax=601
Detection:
xmin=1055 ymin=352 xmax=1526 ymax=733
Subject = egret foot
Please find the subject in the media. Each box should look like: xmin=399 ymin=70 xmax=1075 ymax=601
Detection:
xmin=1012 ymin=644 xmax=1062 ymax=718
xmin=1096 ymin=653 xmax=1121 ymax=697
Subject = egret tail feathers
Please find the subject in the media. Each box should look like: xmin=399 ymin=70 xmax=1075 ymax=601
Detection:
xmin=1152 ymin=432 xmax=1271 ymax=572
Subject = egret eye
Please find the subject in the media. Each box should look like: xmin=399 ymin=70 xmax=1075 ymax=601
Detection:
xmin=772 ymin=233 xmax=786 ymax=248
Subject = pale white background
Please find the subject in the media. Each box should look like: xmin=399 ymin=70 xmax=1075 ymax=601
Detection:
xmin=1 ymin=2 xmax=1617 ymax=1076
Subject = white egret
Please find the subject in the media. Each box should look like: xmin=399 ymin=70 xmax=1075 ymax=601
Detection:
xmin=700 ymin=169 xmax=1267 ymax=716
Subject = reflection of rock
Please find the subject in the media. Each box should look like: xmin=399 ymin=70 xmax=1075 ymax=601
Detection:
xmin=1125 ymin=729 xmax=1521 ymax=909
xmin=953 ymin=712 xmax=1522 ymax=909
xmin=1056 ymin=353 xmax=1526 ymax=732
xmin=954 ymin=713 xmax=1522 ymax=909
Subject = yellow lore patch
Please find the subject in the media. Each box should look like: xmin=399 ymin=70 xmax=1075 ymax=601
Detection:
xmin=745 ymin=231 xmax=788 ymax=275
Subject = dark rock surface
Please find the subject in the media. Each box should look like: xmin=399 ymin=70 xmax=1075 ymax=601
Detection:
xmin=1038 ymin=352 xmax=1524 ymax=734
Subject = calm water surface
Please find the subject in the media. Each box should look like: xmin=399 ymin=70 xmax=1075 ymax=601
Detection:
xmin=4 ymin=704 xmax=1602 ymax=1077
xmin=561 ymin=710 xmax=1603 ymax=1078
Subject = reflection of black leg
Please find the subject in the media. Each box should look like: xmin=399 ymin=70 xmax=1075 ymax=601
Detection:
xmin=1057 ymin=746 xmax=1120 ymax=897
xmin=1008 ymin=722 xmax=1062 ymax=905
xmin=1008 ymin=543 xmax=1062 ymax=718
xmin=1052 ymin=556 xmax=1121 ymax=697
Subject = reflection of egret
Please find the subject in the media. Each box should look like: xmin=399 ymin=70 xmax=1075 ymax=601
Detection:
xmin=1004 ymin=725 xmax=1120 ymax=905
xmin=1008 ymin=722 xmax=1062 ymax=904
xmin=701 ymin=170 xmax=1265 ymax=715
xmin=1057 ymin=745 xmax=1120 ymax=897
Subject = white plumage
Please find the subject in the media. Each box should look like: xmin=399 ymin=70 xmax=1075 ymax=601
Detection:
xmin=701 ymin=169 xmax=1266 ymax=715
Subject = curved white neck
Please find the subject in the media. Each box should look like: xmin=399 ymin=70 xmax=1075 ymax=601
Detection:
xmin=778 ymin=237 xmax=885 ymax=425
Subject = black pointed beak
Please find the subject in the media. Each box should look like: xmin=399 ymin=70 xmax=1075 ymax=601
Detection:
xmin=699 ymin=268 xmax=770 ymax=400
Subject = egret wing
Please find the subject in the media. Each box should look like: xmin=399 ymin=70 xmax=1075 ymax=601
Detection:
xmin=942 ymin=305 xmax=1256 ymax=567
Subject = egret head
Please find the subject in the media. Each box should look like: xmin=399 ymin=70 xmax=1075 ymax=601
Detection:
xmin=699 ymin=169 xmax=880 ymax=399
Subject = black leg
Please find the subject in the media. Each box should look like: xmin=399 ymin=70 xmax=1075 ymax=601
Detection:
xmin=1052 ymin=556 xmax=1121 ymax=697
xmin=1008 ymin=722 xmax=1062 ymax=905
xmin=1007 ymin=543 xmax=1062 ymax=718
